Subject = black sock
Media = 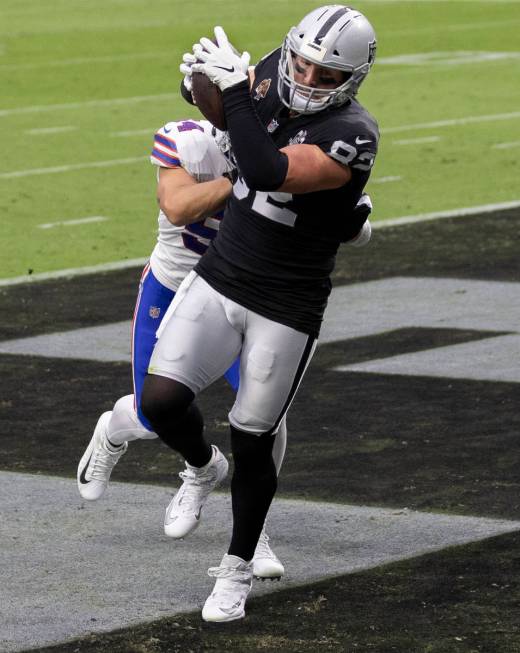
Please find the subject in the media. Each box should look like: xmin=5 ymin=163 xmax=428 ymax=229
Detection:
xmin=172 ymin=404 xmax=212 ymax=468
xmin=228 ymin=426 xmax=277 ymax=562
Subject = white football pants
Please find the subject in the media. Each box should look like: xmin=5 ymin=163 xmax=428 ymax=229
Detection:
xmin=106 ymin=393 xmax=287 ymax=474
xmin=149 ymin=272 xmax=317 ymax=435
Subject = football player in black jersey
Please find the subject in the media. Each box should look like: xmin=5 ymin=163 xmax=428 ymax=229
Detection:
xmin=141 ymin=5 xmax=378 ymax=622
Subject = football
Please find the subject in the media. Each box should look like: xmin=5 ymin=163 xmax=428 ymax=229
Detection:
xmin=192 ymin=72 xmax=226 ymax=131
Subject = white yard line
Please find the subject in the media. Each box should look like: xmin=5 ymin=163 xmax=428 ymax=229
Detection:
xmin=379 ymin=51 xmax=520 ymax=66
xmin=1 ymin=91 xmax=518 ymax=143
xmin=2 ymin=200 xmax=519 ymax=287
xmin=37 ymin=216 xmax=109 ymax=230
xmin=367 ymin=0 xmax=518 ymax=3
xmin=0 ymin=52 xmax=172 ymax=71
xmin=4 ymin=44 xmax=516 ymax=72
xmin=26 ymin=125 xmax=77 ymax=135
xmin=381 ymin=111 xmax=520 ymax=134
xmin=393 ymin=136 xmax=441 ymax=145
xmin=0 ymin=93 xmax=178 ymax=118
xmin=0 ymin=156 xmax=146 ymax=179
xmin=493 ymin=140 xmax=520 ymax=149
xmin=111 ymin=128 xmax=155 ymax=137
xmin=371 ymin=175 xmax=402 ymax=184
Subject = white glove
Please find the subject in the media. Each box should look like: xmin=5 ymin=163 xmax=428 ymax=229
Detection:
xmin=180 ymin=51 xmax=197 ymax=92
xmin=347 ymin=219 xmax=372 ymax=247
xmin=347 ymin=194 xmax=372 ymax=247
xmin=192 ymin=26 xmax=250 ymax=92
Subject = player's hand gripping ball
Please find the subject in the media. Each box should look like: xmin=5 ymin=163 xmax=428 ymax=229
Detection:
xmin=191 ymin=67 xmax=227 ymax=130
xmin=180 ymin=47 xmax=226 ymax=129
xmin=188 ymin=27 xmax=250 ymax=130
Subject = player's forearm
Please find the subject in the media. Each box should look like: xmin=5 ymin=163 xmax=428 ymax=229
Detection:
xmin=222 ymin=81 xmax=288 ymax=191
xmin=160 ymin=177 xmax=232 ymax=226
xmin=279 ymin=145 xmax=351 ymax=193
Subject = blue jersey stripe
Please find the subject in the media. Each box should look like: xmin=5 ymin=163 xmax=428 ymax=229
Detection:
xmin=151 ymin=148 xmax=181 ymax=167
xmin=155 ymin=133 xmax=178 ymax=151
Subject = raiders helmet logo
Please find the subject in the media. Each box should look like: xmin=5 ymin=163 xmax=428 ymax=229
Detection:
xmin=368 ymin=40 xmax=377 ymax=66
xmin=254 ymin=78 xmax=271 ymax=101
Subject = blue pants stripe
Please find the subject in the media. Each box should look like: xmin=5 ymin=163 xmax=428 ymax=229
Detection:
xmin=132 ymin=266 xmax=240 ymax=430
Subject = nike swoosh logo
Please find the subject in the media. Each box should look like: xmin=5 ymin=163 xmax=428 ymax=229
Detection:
xmin=164 ymin=127 xmax=172 ymax=133
xmin=79 ymin=454 xmax=92 ymax=484
xmin=219 ymin=601 xmax=243 ymax=615
xmin=355 ymin=137 xmax=372 ymax=145
xmin=214 ymin=65 xmax=235 ymax=73
xmin=164 ymin=506 xmax=202 ymax=524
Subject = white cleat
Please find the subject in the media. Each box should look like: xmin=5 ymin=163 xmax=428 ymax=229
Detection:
xmin=77 ymin=412 xmax=127 ymax=501
xmin=253 ymin=527 xmax=285 ymax=580
xmin=202 ymin=554 xmax=253 ymax=623
xmin=164 ymin=445 xmax=228 ymax=539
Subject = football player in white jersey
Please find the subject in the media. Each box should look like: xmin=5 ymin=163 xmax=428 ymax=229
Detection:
xmin=140 ymin=5 xmax=377 ymax=623
xmin=77 ymin=119 xmax=286 ymax=579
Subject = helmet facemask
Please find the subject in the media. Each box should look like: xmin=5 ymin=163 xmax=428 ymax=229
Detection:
xmin=278 ymin=39 xmax=359 ymax=114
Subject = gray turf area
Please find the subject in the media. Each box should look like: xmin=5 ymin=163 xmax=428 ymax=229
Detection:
xmin=1 ymin=277 xmax=519 ymax=382
xmin=2 ymin=471 xmax=520 ymax=652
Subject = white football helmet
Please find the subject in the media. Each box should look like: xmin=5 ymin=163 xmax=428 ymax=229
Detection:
xmin=278 ymin=5 xmax=377 ymax=114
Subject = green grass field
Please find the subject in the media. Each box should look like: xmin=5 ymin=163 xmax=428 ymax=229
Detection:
xmin=1 ymin=0 xmax=519 ymax=279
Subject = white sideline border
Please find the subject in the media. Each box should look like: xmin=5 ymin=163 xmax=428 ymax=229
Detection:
xmin=1 ymin=199 xmax=519 ymax=288
xmin=0 ymin=258 xmax=150 ymax=287
xmin=374 ymin=199 xmax=520 ymax=228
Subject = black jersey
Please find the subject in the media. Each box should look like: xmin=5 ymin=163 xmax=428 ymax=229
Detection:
xmin=195 ymin=48 xmax=379 ymax=337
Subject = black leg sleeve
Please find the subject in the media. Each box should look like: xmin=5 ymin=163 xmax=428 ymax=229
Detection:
xmin=140 ymin=374 xmax=211 ymax=468
xmin=228 ymin=425 xmax=278 ymax=562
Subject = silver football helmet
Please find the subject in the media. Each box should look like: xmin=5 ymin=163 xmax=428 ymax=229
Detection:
xmin=278 ymin=5 xmax=377 ymax=114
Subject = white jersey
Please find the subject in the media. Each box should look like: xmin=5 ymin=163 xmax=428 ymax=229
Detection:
xmin=149 ymin=119 xmax=233 ymax=291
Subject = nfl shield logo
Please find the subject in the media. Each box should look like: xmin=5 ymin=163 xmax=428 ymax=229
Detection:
xmin=149 ymin=306 xmax=161 ymax=319
xmin=267 ymin=118 xmax=279 ymax=133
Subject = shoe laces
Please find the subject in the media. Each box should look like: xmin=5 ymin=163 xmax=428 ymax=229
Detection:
xmin=208 ymin=559 xmax=253 ymax=607
xmin=89 ymin=441 xmax=123 ymax=481
xmin=254 ymin=529 xmax=277 ymax=560
xmin=174 ymin=467 xmax=215 ymax=513
xmin=208 ymin=564 xmax=252 ymax=582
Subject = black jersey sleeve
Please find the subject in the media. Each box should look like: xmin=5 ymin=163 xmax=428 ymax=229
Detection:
xmin=310 ymin=102 xmax=379 ymax=175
